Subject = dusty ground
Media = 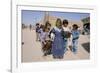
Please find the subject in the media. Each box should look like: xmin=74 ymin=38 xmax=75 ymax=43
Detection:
xmin=22 ymin=28 xmax=90 ymax=63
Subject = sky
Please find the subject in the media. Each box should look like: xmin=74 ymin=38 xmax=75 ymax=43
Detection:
xmin=22 ymin=10 xmax=90 ymax=25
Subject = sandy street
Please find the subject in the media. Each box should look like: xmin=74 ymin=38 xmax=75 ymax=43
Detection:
xmin=22 ymin=28 xmax=90 ymax=63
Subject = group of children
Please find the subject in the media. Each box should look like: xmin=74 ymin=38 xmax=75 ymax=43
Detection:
xmin=35 ymin=18 xmax=80 ymax=59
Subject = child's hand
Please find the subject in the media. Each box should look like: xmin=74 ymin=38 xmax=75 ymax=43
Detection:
xmin=42 ymin=41 xmax=46 ymax=45
xmin=64 ymin=38 xmax=67 ymax=40
xmin=73 ymin=37 xmax=79 ymax=40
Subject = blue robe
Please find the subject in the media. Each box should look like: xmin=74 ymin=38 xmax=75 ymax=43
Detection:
xmin=51 ymin=27 xmax=65 ymax=58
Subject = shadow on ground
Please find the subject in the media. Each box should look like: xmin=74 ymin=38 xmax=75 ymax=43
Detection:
xmin=81 ymin=42 xmax=90 ymax=53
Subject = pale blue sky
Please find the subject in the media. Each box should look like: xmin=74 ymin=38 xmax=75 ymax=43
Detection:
xmin=22 ymin=10 xmax=90 ymax=25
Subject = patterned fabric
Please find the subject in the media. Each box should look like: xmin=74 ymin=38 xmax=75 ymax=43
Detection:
xmin=51 ymin=27 xmax=65 ymax=58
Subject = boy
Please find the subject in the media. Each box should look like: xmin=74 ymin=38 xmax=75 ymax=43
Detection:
xmin=62 ymin=19 xmax=71 ymax=52
xmin=35 ymin=23 xmax=40 ymax=41
xmin=71 ymin=24 xmax=80 ymax=54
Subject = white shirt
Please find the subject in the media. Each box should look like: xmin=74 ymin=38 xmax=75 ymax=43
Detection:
xmin=62 ymin=26 xmax=71 ymax=32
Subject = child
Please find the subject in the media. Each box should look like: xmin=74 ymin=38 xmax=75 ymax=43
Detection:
xmin=42 ymin=28 xmax=52 ymax=56
xmin=62 ymin=19 xmax=71 ymax=52
xmin=38 ymin=25 xmax=45 ymax=45
xmin=71 ymin=24 xmax=80 ymax=54
xmin=45 ymin=21 xmax=51 ymax=30
xmin=35 ymin=23 xmax=40 ymax=41
xmin=50 ymin=18 xmax=65 ymax=59
xmin=39 ymin=24 xmax=52 ymax=56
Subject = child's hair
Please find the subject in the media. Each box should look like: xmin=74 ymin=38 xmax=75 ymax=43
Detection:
xmin=36 ymin=23 xmax=39 ymax=26
xmin=72 ymin=24 xmax=79 ymax=30
xmin=39 ymin=25 xmax=45 ymax=32
xmin=63 ymin=19 xmax=68 ymax=25
xmin=45 ymin=21 xmax=51 ymax=27
xmin=56 ymin=18 xmax=62 ymax=27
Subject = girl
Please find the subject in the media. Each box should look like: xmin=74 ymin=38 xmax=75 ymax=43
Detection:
xmin=62 ymin=19 xmax=71 ymax=52
xmin=39 ymin=23 xmax=52 ymax=56
xmin=45 ymin=21 xmax=51 ymax=30
xmin=42 ymin=27 xmax=52 ymax=56
xmin=71 ymin=24 xmax=80 ymax=54
xmin=50 ymin=18 xmax=65 ymax=59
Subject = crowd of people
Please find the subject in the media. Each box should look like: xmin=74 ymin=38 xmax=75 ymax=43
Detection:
xmin=35 ymin=18 xmax=80 ymax=59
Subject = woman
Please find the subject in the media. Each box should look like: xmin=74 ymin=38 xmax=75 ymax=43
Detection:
xmin=50 ymin=18 xmax=65 ymax=59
